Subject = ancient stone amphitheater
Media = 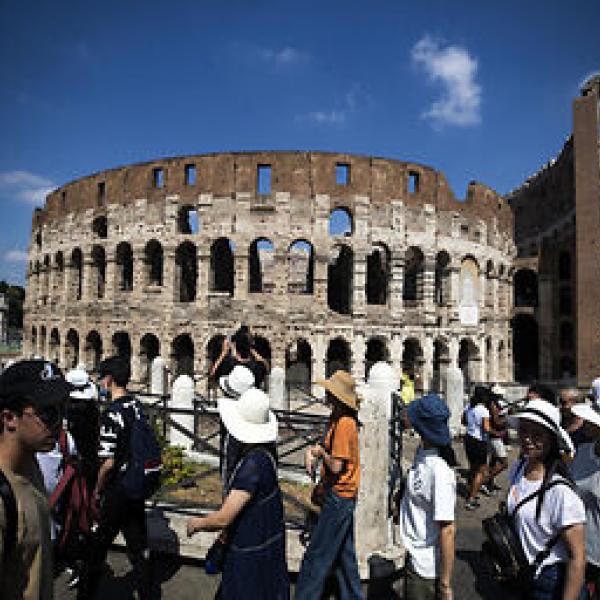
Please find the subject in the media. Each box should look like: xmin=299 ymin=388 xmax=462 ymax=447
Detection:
xmin=23 ymin=152 xmax=515 ymax=393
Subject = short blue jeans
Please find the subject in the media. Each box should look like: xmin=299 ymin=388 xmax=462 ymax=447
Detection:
xmin=531 ymin=563 xmax=588 ymax=600
xmin=295 ymin=488 xmax=362 ymax=600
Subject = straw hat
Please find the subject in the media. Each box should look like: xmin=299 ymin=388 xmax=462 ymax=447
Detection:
xmin=219 ymin=365 xmax=255 ymax=398
xmin=316 ymin=370 xmax=360 ymax=411
xmin=218 ymin=388 xmax=277 ymax=444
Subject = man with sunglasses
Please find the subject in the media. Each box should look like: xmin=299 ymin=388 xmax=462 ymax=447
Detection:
xmin=0 ymin=359 xmax=71 ymax=600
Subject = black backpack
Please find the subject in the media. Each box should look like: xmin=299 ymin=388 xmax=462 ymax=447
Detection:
xmin=119 ymin=400 xmax=162 ymax=501
xmin=482 ymin=464 xmax=577 ymax=590
xmin=0 ymin=468 xmax=17 ymax=560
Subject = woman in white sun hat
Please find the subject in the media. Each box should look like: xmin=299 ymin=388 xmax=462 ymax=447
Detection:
xmin=186 ymin=388 xmax=289 ymax=600
xmin=508 ymin=399 xmax=586 ymax=600
xmin=570 ymin=401 xmax=600 ymax=597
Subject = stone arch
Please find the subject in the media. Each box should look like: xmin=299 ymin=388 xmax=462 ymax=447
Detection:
xmin=366 ymin=243 xmax=390 ymax=305
xmin=116 ymin=242 xmax=134 ymax=292
xmin=403 ymin=246 xmax=424 ymax=304
xmin=49 ymin=328 xmax=60 ymax=363
xmin=140 ymin=333 xmax=160 ymax=385
xmin=326 ymin=337 xmax=351 ymax=377
xmin=175 ymin=241 xmax=197 ymax=302
xmin=432 ymin=338 xmax=450 ymax=393
xmin=434 ymin=251 xmax=451 ymax=306
xmin=365 ymin=336 xmax=389 ymax=377
xmin=91 ymin=245 xmax=106 ymax=299
xmin=112 ymin=331 xmax=131 ymax=361
xmin=458 ymin=337 xmax=480 ymax=388
xmin=92 ymin=215 xmax=108 ymax=238
xmin=514 ymin=268 xmax=538 ymax=307
xmin=327 ymin=244 xmax=353 ymax=315
xmin=70 ymin=248 xmax=83 ymax=301
xmin=144 ymin=239 xmax=164 ymax=287
xmin=288 ymin=240 xmax=314 ymax=294
xmin=402 ymin=337 xmax=423 ymax=387
xmin=328 ymin=207 xmax=353 ymax=236
xmin=85 ymin=330 xmax=103 ymax=370
xmin=249 ymin=238 xmax=275 ymax=293
xmin=210 ymin=238 xmax=234 ymax=295
xmin=172 ymin=333 xmax=194 ymax=377
xmin=286 ymin=338 xmax=312 ymax=394
xmin=65 ymin=329 xmax=79 ymax=368
xmin=252 ymin=335 xmax=272 ymax=365
xmin=206 ymin=334 xmax=226 ymax=368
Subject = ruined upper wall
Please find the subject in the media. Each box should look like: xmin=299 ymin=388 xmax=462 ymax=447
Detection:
xmin=34 ymin=151 xmax=512 ymax=233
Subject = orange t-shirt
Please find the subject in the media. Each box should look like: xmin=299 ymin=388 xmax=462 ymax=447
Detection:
xmin=321 ymin=415 xmax=360 ymax=499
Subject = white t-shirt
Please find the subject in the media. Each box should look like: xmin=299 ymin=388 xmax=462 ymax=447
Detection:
xmin=399 ymin=447 xmax=456 ymax=578
xmin=507 ymin=460 xmax=586 ymax=576
xmin=465 ymin=404 xmax=490 ymax=441
xmin=569 ymin=441 xmax=600 ymax=566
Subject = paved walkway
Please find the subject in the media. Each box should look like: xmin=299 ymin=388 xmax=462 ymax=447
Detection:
xmin=55 ymin=436 xmax=517 ymax=599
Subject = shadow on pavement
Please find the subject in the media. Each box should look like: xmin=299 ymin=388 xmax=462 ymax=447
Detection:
xmin=456 ymin=549 xmax=505 ymax=600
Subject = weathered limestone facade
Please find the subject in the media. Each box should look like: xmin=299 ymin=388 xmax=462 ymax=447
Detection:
xmin=24 ymin=152 xmax=515 ymax=390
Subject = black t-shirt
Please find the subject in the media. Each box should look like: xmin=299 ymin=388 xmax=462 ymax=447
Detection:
xmin=98 ymin=395 xmax=138 ymax=471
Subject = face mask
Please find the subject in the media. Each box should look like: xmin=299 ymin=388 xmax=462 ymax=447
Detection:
xmin=98 ymin=384 xmax=109 ymax=399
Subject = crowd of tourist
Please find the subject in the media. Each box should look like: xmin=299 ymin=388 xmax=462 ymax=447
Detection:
xmin=2 ymin=329 xmax=600 ymax=599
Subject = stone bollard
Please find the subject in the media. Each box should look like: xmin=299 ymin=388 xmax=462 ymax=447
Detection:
xmin=443 ymin=366 xmax=464 ymax=436
xmin=269 ymin=366 xmax=287 ymax=411
xmin=170 ymin=375 xmax=195 ymax=451
xmin=151 ymin=357 xmax=168 ymax=396
xmin=355 ymin=370 xmax=403 ymax=578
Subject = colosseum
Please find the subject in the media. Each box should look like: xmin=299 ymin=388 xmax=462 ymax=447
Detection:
xmin=23 ymin=151 xmax=516 ymax=394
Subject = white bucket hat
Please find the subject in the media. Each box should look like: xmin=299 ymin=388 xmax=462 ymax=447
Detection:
xmin=219 ymin=365 xmax=255 ymax=398
xmin=66 ymin=367 xmax=98 ymax=401
xmin=218 ymin=388 xmax=277 ymax=444
xmin=589 ymin=378 xmax=600 ymax=403
xmin=572 ymin=401 xmax=600 ymax=430
xmin=510 ymin=398 xmax=575 ymax=457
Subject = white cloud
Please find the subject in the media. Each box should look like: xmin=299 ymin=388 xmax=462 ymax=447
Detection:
xmin=4 ymin=250 xmax=28 ymax=263
xmin=411 ymin=35 xmax=481 ymax=128
xmin=297 ymin=84 xmax=371 ymax=126
xmin=261 ymin=46 xmax=310 ymax=67
xmin=303 ymin=110 xmax=347 ymax=125
xmin=0 ymin=170 xmax=54 ymax=206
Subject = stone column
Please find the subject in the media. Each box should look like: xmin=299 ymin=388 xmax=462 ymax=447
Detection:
xmin=82 ymin=256 xmax=93 ymax=303
xmin=352 ymin=331 xmax=366 ymax=383
xmin=448 ymin=337 xmax=459 ymax=369
xmin=422 ymin=335 xmax=434 ymax=392
xmin=389 ymin=250 xmax=404 ymax=319
xmin=423 ymin=252 xmax=436 ymax=320
xmin=390 ymin=333 xmax=404 ymax=376
xmin=132 ymin=246 xmax=146 ymax=302
xmin=163 ymin=246 xmax=177 ymax=303
xmin=197 ymin=251 xmax=210 ymax=309
xmin=312 ymin=330 xmax=327 ymax=398
xmin=313 ymin=246 xmax=328 ymax=312
xmin=104 ymin=253 xmax=117 ymax=302
xmin=170 ymin=375 xmax=195 ymax=451
xmin=234 ymin=252 xmax=247 ymax=301
xmin=449 ymin=266 xmax=460 ymax=321
xmin=352 ymin=250 xmax=367 ymax=318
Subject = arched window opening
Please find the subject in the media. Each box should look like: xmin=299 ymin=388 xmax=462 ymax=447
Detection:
xmin=177 ymin=206 xmax=200 ymax=234
xmin=49 ymin=329 xmax=60 ymax=364
xmin=35 ymin=230 xmax=42 ymax=249
xmin=458 ymin=338 xmax=479 ymax=388
xmin=85 ymin=331 xmax=103 ymax=370
xmin=432 ymin=339 xmax=450 ymax=393
xmin=286 ymin=339 xmax=312 ymax=398
xmin=328 ymin=208 xmax=353 ymax=236
xmin=145 ymin=240 xmax=164 ymax=287
xmin=112 ymin=331 xmax=131 ymax=360
xmin=512 ymin=314 xmax=538 ymax=383
xmin=41 ymin=255 xmax=50 ymax=305
xmin=434 ymin=251 xmax=451 ymax=306
xmin=116 ymin=242 xmax=133 ymax=292
xmin=365 ymin=337 xmax=389 ymax=377
xmin=288 ymin=240 xmax=314 ymax=294
xmin=402 ymin=338 xmax=423 ymax=391
xmin=560 ymin=321 xmax=574 ymax=352
xmin=559 ymin=357 xmax=576 ymax=379
xmin=366 ymin=244 xmax=390 ymax=305
xmin=92 ymin=216 xmax=108 ymax=239
xmin=514 ymin=269 xmax=538 ymax=307
xmin=326 ymin=338 xmax=351 ymax=377
xmin=210 ymin=238 xmax=234 ymax=295
xmin=70 ymin=249 xmax=83 ymax=301
xmin=403 ymin=247 xmax=424 ymax=304
xmin=65 ymin=329 xmax=79 ymax=369
xmin=559 ymin=252 xmax=571 ymax=281
xmin=327 ymin=244 xmax=353 ymax=315
xmin=140 ymin=333 xmax=160 ymax=386
xmin=252 ymin=336 xmax=272 ymax=374
xmin=175 ymin=242 xmax=197 ymax=302
xmin=559 ymin=286 xmax=572 ymax=316
xmin=40 ymin=326 xmax=47 ymax=357
xmin=91 ymin=246 xmax=106 ymax=299
xmin=172 ymin=334 xmax=194 ymax=378
xmin=31 ymin=326 xmax=38 ymax=354
xmin=249 ymin=238 xmax=274 ymax=293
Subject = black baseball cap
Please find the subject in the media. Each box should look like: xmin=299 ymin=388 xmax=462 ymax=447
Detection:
xmin=0 ymin=359 xmax=73 ymax=410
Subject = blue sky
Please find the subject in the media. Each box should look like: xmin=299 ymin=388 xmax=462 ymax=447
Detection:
xmin=1 ymin=0 xmax=599 ymax=284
